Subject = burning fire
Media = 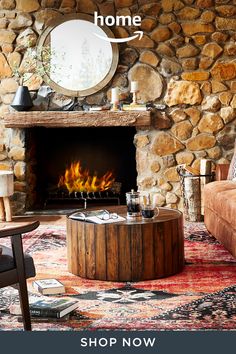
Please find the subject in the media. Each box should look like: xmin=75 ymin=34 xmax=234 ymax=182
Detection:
xmin=58 ymin=161 xmax=115 ymax=194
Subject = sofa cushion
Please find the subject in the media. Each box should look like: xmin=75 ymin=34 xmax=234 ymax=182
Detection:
xmin=204 ymin=180 xmax=236 ymax=230
xmin=0 ymin=245 xmax=35 ymax=278
xmin=227 ymin=141 xmax=236 ymax=179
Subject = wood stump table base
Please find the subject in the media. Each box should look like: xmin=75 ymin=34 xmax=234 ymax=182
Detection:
xmin=67 ymin=207 xmax=184 ymax=281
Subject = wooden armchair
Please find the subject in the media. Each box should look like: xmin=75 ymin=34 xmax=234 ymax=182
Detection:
xmin=0 ymin=219 xmax=39 ymax=330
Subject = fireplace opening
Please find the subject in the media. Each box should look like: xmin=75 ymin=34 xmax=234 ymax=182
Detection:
xmin=25 ymin=127 xmax=137 ymax=211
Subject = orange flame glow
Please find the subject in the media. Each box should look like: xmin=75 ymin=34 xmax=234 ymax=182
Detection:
xmin=58 ymin=161 xmax=115 ymax=194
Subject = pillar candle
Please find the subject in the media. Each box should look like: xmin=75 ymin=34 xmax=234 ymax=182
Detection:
xmin=131 ymin=81 xmax=138 ymax=92
xmin=111 ymin=87 xmax=119 ymax=103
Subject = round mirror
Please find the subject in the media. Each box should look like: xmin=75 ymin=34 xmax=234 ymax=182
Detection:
xmin=37 ymin=14 xmax=119 ymax=97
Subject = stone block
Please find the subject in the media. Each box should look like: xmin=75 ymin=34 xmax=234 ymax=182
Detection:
xmin=177 ymin=44 xmax=200 ymax=58
xmin=231 ymin=81 xmax=236 ymax=93
xmin=216 ymin=17 xmax=236 ymax=31
xmin=159 ymin=13 xmax=175 ymax=25
xmin=76 ymin=0 xmax=97 ymax=13
xmin=151 ymin=27 xmax=172 ymax=43
xmin=201 ymin=96 xmax=221 ymax=112
xmin=140 ymin=18 xmax=156 ymax=32
xmin=0 ymin=0 xmax=16 ymax=10
xmin=0 ymin=78 xmax=18 ymax=94
xmin=198 ymin=113 xmax=224 ymax=133
xmin=138 ymin=176 xmax=156 ymax=189
xmin=216 ymin=5 xmax=236 ymax=17
xmin=98 ymin=1 xmax=115 ymax=16
xmin=134 ymin=134 xmax=149 ymax=148
xmin=120 ymin=48 xmax=138 ymax=66
xmin=201 ymin=82 xmax=211 ymax=95
xmin=186 ymin=134 xmax=216 ymax=151
xmin=185 ymin=107 xmax=201 ymax=126
xmin=211 ymin=31 xmax=228 ymax=43
xmin=200 ymin=10 xmax=215 ymax=23
xmin=193 ymin=35 xmax=207 ymax=46
xmin=150 ymin=160 xmax=160 ymax=173
xmin=162 ymin=0 xmax=184 ymax=12
xmin=220 ymin=107 xmax=236 ymax=124
xmin=207 ymin=146 xmax=222 ymax=159
xmin=164 ymin=167 xmax=180 ymax=182
xmin=0 ymin=29 xmax=16 ymax=43
xmin=140 ymin=50 xmax=159 ymax=67
xmin=211 ymin=62 xmax=236 ymax=81
xmin=219 ymin=92 xmax=232 ymax=106
xmin=217 ymin=126 xmax=236 ymax=150
xmin=196 ymin=0 xmax=213 ymax=7
xmin=224 ymin=43 xmax=236 ymax=56
xmin=8 ymin=146 xmax=25 ymax=160
xmin=202 ymin=43 xmax=223 ymax=59
xmin=177 ymin=7 xmax=200 ymax=20
xmin=16 ymin=0 xmax=40 ymax=12
xmin=230 ymin=94 xmax=236 ymax=109
xmin=211 ymin=81 xmax=227 ymax=93
xmin=156 ymin=43 xmax=175 ymax=57
xmin=176 ymin=151 xmax=194 ymax=165
xmin=164 ymin=80 xmax=202 ymax=106
xmin=9 ymin=13 xmax=32 ymax=29
xmin=0 ymin=53 xmax=12 ymax=78
xmin=181 ymin=23 xmax=214 ymax=36
xmin=181 ymin=71 xmax=209 ymax=81
xmin=171 ymin=121 xmax=193 ymax=140
xmin=140 ymin=3 xmax=161 ymax=16
xmin=168 ymin=22 xmax=181 ymax=34
xmin=162 ymin=155 xmax=176 ymax=168
xmin=160 ymin=58 xmax=182 ymax=77
xmin=14 ymin=161 xmax=26 ymax=181
xmin=199 ymin=57 xmax=213 ymax=70
xmin=151 ymin=132 xmax=184 ymax=157
xmin=182 ymin=58 xmax=198 ymax=71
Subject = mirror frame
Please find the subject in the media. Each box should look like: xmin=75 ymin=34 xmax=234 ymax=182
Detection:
xmin=37 ymin=13 xmax=119 ymax=97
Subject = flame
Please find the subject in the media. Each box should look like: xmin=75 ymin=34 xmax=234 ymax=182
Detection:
xmin=58 ymin=161 xmax=115 ymax=194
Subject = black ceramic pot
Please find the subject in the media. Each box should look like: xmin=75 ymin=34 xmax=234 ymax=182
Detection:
xmin=11 ymin=86 xmax=33 ymax=111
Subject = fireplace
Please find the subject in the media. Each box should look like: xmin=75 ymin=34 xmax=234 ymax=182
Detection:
xmin=25 ymin=126 xmax=137 ymax=211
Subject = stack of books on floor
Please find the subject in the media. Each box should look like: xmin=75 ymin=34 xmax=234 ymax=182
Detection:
xmin=10 ymin=278 xmax=79 ymax=322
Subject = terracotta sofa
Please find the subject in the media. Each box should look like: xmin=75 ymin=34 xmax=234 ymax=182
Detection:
xmin=204 ymin=164 xmax=236 ymax=258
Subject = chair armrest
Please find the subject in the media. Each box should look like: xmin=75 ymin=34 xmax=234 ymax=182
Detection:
xmin=215 ymin=164 xmax=230 ymax=181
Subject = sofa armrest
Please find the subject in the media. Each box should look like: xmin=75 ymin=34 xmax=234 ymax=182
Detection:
xmin=215 ymin=164 xmax=230 ymax=181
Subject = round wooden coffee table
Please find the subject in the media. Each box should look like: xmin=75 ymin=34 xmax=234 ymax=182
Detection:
xmin=66 ymin=206 xmax=184 ymax=281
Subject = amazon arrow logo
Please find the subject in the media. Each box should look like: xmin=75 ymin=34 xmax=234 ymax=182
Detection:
xmin=93 ymin=12 xmax=143 ymax=43
xmin=94 ymin=31 xmax=143 ymax=43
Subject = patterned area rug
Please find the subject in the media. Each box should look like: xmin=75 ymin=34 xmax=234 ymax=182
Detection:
xmin=0 ymin=222 xmax=236 ymax=331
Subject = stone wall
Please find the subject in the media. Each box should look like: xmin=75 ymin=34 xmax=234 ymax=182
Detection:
xmin=1 ymin=0 xmax=236 ymax=212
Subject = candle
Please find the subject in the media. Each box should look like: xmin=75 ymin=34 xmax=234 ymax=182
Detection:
xmin=111 ymin=87 xmax=119 ymax=103
xmin=131 ymin=81 xmax=138 ymax=92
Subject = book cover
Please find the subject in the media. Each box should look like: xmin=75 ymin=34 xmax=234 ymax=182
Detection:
xmin=122 ymin=104 xmax=147 ymax=111
xmin=33 ymin=279 xmax=65 ymax=295
xmin=69 ymin=209 xmax=126 ymax=224
xmin=29 ymin=298 xmax=79 ymax=318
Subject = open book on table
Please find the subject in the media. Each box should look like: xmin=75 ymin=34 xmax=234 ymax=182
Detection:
xmin=69 ymin=209 xmax=126 ymax=224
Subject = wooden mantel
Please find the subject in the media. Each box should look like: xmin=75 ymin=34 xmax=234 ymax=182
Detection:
xmin=4 ymin=110 xmax=152 ymax=128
